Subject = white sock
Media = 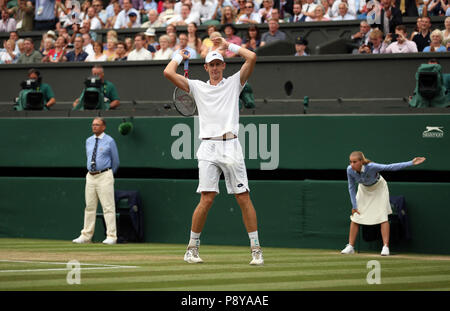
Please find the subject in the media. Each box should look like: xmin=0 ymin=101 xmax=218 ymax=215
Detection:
xmin=248 ymin=231 xmax=260 ymax=248
xmin=188 ymin=231 xmax=201 ymax=248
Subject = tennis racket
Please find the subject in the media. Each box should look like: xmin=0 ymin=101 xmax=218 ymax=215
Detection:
xmin=173 ymin=52 xmax=197 ymax=116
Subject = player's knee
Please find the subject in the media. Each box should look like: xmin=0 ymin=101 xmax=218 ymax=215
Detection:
xmin=200 ymin=192 xmax=216 ymax=208
xmin=235 ymin=191 xmax=251 ymax=206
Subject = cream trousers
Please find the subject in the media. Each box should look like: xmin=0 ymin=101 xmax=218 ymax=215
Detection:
xmin=80 ymin=170 xmax=117 ymax=241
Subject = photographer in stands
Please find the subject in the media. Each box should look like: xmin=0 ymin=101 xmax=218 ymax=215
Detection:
xmin=72 ymin=65 xmax=120 ymax=110
xmin=14 ymin=68 xmax=56 ymax=111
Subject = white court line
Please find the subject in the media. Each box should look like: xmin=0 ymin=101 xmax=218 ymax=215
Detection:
xmin=0 ymin=259 xmax=138 ymax=273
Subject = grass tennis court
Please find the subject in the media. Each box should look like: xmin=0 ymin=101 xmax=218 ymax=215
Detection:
xmin=1 ymin=238 xmax=450 ymax=291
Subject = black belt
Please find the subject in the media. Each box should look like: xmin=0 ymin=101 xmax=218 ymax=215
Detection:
xmin=89 ymin=168 xmax=111 ymax=175
xmin=366 ymin=175 xmax=380 ymax=186
xmin=203 ymin=134 xmax=237 ymax=141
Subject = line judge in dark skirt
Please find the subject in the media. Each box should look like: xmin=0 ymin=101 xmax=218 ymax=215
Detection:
xmin=341 ymin=151 xmax=426 ymax=256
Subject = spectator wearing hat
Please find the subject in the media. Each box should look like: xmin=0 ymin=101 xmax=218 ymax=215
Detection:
xmin=223 ymin=23 xmax=242 ymax=57
xmin=114 ymin=0 xmax=141 ymax=29
xmin=127 ymin=11 xmax=142 ymax=28
xmin=142 ymin=9 xmax=165 ymax=28
xmin=294 ymin=36 xmax=308 ymax=56
xmin=128 ymin=33 xmax=153 ymax=60
xmin=144 ymin=27 xmax=159 ymax=53
xmin=260 ymin=18 xmax=286 ymax=47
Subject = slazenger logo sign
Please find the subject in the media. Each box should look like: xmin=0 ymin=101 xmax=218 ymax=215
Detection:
xmin=422 ymin=126 xmax=444 ymax=138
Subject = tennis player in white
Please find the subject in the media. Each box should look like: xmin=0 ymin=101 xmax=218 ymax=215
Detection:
xmin=163 ymin=37 xmax=263 ymax=265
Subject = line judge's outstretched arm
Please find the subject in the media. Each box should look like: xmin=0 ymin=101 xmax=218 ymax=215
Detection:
xmin=163 ymin=50 xmax=190 ymax=93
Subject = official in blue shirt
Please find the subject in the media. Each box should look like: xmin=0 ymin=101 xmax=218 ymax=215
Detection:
xmin=341 ymin=151 xmax=425 ymax=256
xmin=73 ymin=117 xmax=120 ymax=245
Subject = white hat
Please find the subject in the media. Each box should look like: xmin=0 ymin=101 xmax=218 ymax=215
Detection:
xmin=46 ymin=30 xmax=57 ymax=39
xmin=205 ymin=50 xmax=224 ymax=64
xmin=144 ymin=27 xmax=156 ymax=36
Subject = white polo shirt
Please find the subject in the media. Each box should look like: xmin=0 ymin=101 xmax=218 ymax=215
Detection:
xmin=127 ymin=47 xmax=153 ymax=60
xmin=188 ymin=71 xmax=245 ymax=139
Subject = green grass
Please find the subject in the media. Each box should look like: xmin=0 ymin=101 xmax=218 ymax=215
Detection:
xmin=1 ymin=238 xmax=449 ymax=291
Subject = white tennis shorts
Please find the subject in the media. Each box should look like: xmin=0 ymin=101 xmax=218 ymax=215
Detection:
xmin=196 ymin=138 xmax=250 ymax=194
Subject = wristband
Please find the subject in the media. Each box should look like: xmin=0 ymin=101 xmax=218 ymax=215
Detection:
xmin=173 ymin=53 xmax=183 ymax=65
xmin=228 ymin=43 xmax=241 ymax=54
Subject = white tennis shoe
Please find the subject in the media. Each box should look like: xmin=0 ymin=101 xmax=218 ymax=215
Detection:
xmin=341 ymin=244 xmax=355 ymax=254
xmin=381 ymin=245 xmax=390 ymax=256
xmin=184 ymin=247 xmax=203 ymax=263
xmin=250 ymin=247 xmax=264 ymax=265
xmin=102 ymin=237 xmax=117 ymax=245
xmin=72 ymin=236 xmax=91 ymax=244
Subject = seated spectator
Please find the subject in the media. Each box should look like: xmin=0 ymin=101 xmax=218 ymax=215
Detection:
xmin=11 ymin=0 xmax=34 ymax=32
xmin=368 ymin=29 xmax=387 ymax=54
xmin=58 ymin=28 xmax=72 ymax=46
xmin=193 ymin=0 xmax=216 ymax=24
xmin=425 ymin=0 xmax=446 ymax=16
xmin=442 ymin=16 xmax=450 ymax=46
xmin=104 ymin=38 xmax=118 ymax=61
xmin=73 ymin=65 xmax=120 ymax=110
xmin=331 ymin=0 xmax=357 ymax=18
xmin=106 ymin=2 xmax=122 ymax=28
xmin=17 ymin=38 xmax=42 ymax=64
xmin=290 ymin=2 xmax=306 ymax=22
xmin=271 ymin=7 xmax=289 ymax=23
xmin=127 ymin=33 xmax=153 ymax=60
xmin=82 ymin=7 xmax=103 ymax=30
xmin=200 ymin=31 xmax=226 ymax=58
xmin=412 ymin=16 xmax=432 ymax=52
xmin=83 ymin=33 xmax=95 ymax=56
xmin=423 ymin=29 xmax=447 ymax=52
xmin=114 ymin=41 xmax=128 ymax=60
xmin=103 ymin=30 xmax=119 ymax=50
xmin=144 ymin=27 xmax=159 ymax=53
xmin=14 ymin=68 xmax=56 ymax=110
xmin=124 ymin=37 xmax=134 ymax=56
xmin=294 ymin=36 xmax=309 ymax=56
xmin=259 ymin=0 xmax=274 ymax=23
xmin=86 ymin=41 xmax=108 ymax=61
xmin=410 ymin=17 xmax=422 ymax=40
xmin=236 ymin=1 xmax=261 ymax=24
xmin=144 ymin=0 xmax=158 ymax=12
xmin=211 ymin=0 xmax=232 ymax=22
xmin=0 ymin=39 xmax=17 ymax=64
xmin=173 ymin=32 xmax=198 ymax=58
xmin=302 ymin=0 xmax=318 ymax=19
xmin=350 ymin=20 xmax=372 ymax=52
xmin=241 ymin=24 xmax=261 ymax=52
xmin=64 ymin=35 xmax=89 ymax=62
xmin=200 ymin=24 xmax=218 ymax=53
xmin=305 ymin=4 xmax=331 ymax=21
xmin=153 ymin=34 xmax=174 ymax=60
xmin=187 ymin=22 xmax=202 ymax=55
xmin=114 ymin=0 xmax=141 ymax=28
xmin=0 ymin=8 xmax=16 ymax=32
xmin=332 ymin=2 xmax=356 ymax=20
xmin=41 ymin=37 xmax=55 ymax=59
xmin=43 ymin=36 xmax=68 ymax=63
xmin=93 ymin=0 xmax=108 ymax=26
xmin=126 ymin=11 xmax=142 ymax=28
xmin=260 ymin=18 xmax=286 ymax=47
xmin=222 ymin=23 xmax=242 ymax=57
xmin=142 ymin=9 xmax=165 ymax=28
xmin=372 ymin=0 xmax=403 ymax=35
xmin=168 ymin=32 xmax=178 ymax=49
xmin=167 ymin=3 xmax=200 ymax=26
xmin=382 ymin=25 xmax=418 ymax=53
xmin=159 ymin=0 xmax=176 ymax=25
xmin=221 ymin=5 xmax=237 ymax=24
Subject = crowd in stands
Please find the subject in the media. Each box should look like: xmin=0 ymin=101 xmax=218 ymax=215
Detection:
xmin=0 ymin=0 xmax=449 ymax=64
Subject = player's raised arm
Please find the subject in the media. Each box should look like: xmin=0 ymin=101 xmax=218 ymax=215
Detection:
xmin=163 ymin=50 xmax=190 ymax=93
xmin=212 ymin=37 xmax=257 ymax=86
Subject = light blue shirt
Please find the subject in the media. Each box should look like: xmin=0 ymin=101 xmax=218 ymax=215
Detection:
xmin=347 ymin=161 xmax=413 ymax=210
xmin=86 ymin=132 xmax=120 ymax=174
xmin=173 ymin=46 xmax=198 ymax=59
xmin=35 ymin=0 xmax=56 ymax=21
xmin=423 ymin=45 xmax=447 ymax=52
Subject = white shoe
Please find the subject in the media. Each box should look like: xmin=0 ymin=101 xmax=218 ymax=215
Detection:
xmin=381 ymin=245 xmax=390 ymax=256
xmin=184 ymin=247 xmax=203 ymax=263
xmin=102 ymin=237 xmax=117 ymax=245
xmin=250 ymin=247 xmax=264 ymax=265
xmin=72 ymin=236 xmax=91 ymax=244
xmin=341 ymin=244 xmax=355 ymax=254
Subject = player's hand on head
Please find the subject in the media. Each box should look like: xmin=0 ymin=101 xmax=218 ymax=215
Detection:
xmin=180 ymin=49 xmax=190 ymax=60
xmin=212 ymin=37 xmax=228 ymax=49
